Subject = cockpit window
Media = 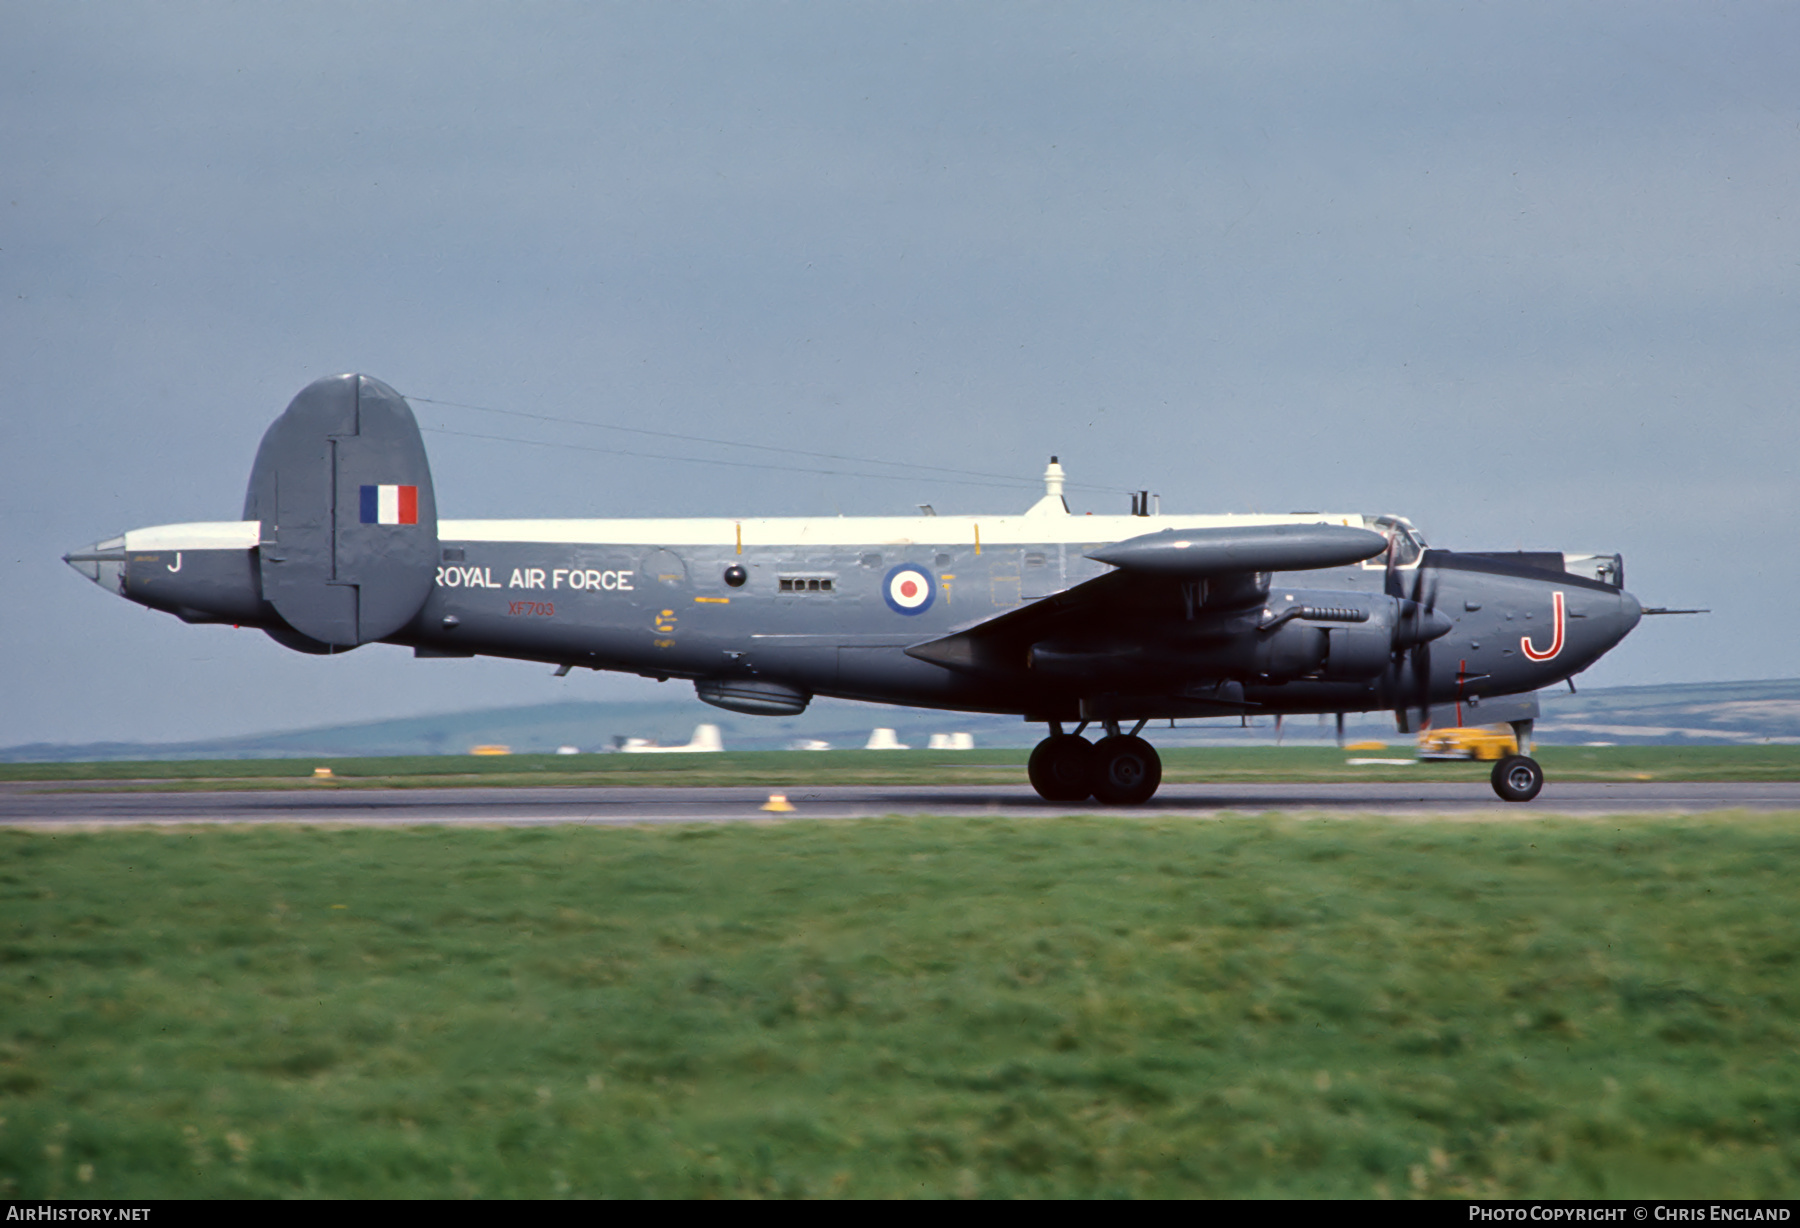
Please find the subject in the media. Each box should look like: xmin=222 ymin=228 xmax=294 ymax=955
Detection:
xmin=1367 ymin=516 xmax=1427 ymax=568
xmin=1387 ymin=530 xmax=1421 ymax=567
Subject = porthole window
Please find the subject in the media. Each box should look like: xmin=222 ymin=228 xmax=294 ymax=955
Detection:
xmin=723 ymin=565 xmax=747 ymax=588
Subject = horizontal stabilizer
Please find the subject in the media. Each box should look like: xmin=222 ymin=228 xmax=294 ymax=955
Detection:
xmin=1087 ymin=523 xmax=1387 ymax=576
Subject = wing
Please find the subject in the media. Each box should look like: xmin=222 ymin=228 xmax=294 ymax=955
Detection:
xmin=905 ymin=522 xmax=1387 ymax=676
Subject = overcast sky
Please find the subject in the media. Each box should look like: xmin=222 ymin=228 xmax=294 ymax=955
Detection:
xmin=4 ymin=3 xmax=1796 ymax=747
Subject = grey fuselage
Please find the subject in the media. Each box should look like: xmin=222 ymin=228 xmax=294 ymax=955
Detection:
xmin=73 ymin=509 xmax=1643 ymax=727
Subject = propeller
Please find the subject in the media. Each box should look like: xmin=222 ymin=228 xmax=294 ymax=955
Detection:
xmin=1381 ymin=536 xmax=1411 ymax=730
xmin=1387 ymin=547 xmax=1449 ymax=732
xmin=1404 ymin=562 xmax=1441 ymax=729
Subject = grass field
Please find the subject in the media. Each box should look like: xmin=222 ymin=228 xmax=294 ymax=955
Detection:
xmin=3 ymin=812 xmax=1798 ymax=1198
xmin=5 ymin=744 xmax=1800 ymax=791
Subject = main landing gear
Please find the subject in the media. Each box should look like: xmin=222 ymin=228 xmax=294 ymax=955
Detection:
xmin=1028 ymin=721 xmax=1163 ymax=805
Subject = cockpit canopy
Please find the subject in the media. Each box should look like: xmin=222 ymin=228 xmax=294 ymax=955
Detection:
xmin=1367 ymin=514 xmax=1428 ymax=568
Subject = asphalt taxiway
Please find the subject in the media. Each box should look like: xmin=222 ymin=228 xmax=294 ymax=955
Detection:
xmin=3 ymin=780 xmax=1799 ymax=827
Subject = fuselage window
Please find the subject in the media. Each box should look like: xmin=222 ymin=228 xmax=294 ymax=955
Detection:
xmin=779 ymin=577 xmax=835 ymax=593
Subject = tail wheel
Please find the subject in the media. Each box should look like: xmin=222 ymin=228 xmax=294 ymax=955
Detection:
xmin=1028 ymin=735 xmax=1095 ymax=802
xmin=1491 ymin=754 xmax=1545 ymax=803
xmin=1091 ymin=735 xmax=1163 ymax=805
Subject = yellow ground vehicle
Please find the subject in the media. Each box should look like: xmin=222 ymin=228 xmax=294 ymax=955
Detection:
xmin=1417 ymin=725 xmax=1519 ymax=761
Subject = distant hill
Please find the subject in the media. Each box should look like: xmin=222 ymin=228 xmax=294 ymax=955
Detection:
xmin=8 ymin=680 xmax=1799 ymax=762
xmin=1535 ymin=678 xmax=1800 ymax=745
xmin=0 ymin=698 xmax=1033 ymax=762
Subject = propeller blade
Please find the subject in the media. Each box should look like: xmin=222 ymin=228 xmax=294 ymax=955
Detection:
xmin=1408 ymin=554 xmax=1441 ymax=615
xmin=1411 ymin=638 xmax=1432 ymax=729
xmin=1410 ymin=561 xmax=1437 ymax=726
xmin=1384 ymin=537 xmax=1408 ymax=728
xmin=1384 ymin=548 xmax=1447 ymax=732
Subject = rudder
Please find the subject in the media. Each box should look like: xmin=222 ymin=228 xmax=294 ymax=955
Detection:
xmin=244 ymin=374 xmax=439 ymax=647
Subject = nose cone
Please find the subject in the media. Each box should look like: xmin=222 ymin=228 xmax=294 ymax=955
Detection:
xmin=1570 ymin=585 xmax=1643 ymax=668
xmin=1614 ymin=587 xmax=1643 ymax=642
xmin=64 ymin=536 xmax=127 ymax=594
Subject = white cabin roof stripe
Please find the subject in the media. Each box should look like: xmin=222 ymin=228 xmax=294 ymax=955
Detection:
xmin=124 ymin=522 xmax=262 ymax=552
xmin=436 ymin=513 xmax=1364 ymax=548
xmin=118 ymin=513 xmax=1368 ymax=552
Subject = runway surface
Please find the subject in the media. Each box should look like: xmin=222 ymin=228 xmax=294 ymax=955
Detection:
xmin=3 ymin=780 xmax=1799 ymax=827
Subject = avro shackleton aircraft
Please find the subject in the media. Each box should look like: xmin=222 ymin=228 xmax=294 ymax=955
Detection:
xmin=65 ymin=375 xmax=1646 ymax=804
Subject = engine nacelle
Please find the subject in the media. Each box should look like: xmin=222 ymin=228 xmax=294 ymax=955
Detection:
xmin=1321 ymin=625 xmax=1392 ymax=680
xmin=1252 ymin=623 xmax=1328 ymax=677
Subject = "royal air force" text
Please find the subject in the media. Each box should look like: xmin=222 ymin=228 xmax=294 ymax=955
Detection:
xmin=434 ymin=566 xmax=634 ymax=592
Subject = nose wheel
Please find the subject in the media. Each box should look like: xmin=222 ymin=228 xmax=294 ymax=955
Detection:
xmin=1491 ymin=754 xmax=1544 ymax=803
xmin=1028 ymin=727 xmax=1163 ymax=805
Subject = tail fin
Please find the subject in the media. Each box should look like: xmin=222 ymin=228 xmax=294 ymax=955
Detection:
xmin=244 ymin=375 xmax=439 ymax=647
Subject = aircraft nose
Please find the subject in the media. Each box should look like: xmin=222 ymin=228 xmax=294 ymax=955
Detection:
xmin=1581 ymin=585 xmax=1643 ymax=659
xmin=1617 ymin=588 xmax=1643 ymax=637
xmin=63 ymin=536 xmax=127 ymax=593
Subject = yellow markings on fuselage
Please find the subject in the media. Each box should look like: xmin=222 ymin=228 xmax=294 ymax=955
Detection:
xmin=694 ymin=596 xmax=730 ymax=604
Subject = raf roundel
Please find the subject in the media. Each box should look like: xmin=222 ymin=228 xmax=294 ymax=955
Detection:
xmin=883 ymin=564 xmax=934 ymax=615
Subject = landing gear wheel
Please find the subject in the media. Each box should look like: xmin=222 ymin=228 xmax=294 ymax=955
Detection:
xmin=1491 ymin=755 xmax=1544 ymax=803
xmin=1028 ymin=735 xmax=1095 ymax=802
xmin=1090 ymin=735 xmax=1163 ymax=806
